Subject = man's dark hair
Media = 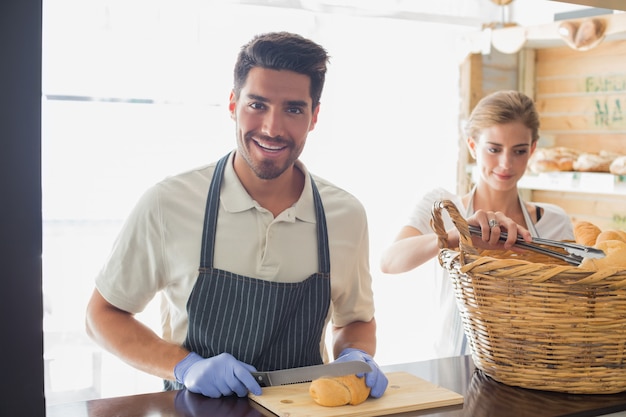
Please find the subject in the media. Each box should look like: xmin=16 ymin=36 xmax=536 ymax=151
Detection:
xmin=233 ymin=32 xmax=329 ymax=110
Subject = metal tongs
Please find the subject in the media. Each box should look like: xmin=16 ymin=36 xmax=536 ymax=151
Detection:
xmin=468 ymin=225 xmax=606 ymax=266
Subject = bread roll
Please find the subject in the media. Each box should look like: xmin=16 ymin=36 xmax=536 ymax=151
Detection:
xmin=574 ymin=220 xmax=602 ymax=246
xmin=309 ymin=374 xmax=370 ymax=407
xmin=596 ymin=230 xmax=626 ymax=245
xmin=543 ymin=146 xmax=582 ymax=160
xmin=610 ymin=156 xmax=626 ymax=175
xmin=529 ymin=158 xmax=575 ymax=173
xmin=573 ymin=153 xmax=612 ymax=172
xmin=556 ymin=157 xmax=575 ymax=171
xmin=528 ymin=147 xmax=580 ymax=173
xmin=579 ymin=240 xmax=626 ymax=270
xmin=529 ymin=158 xmax=561 ymax=173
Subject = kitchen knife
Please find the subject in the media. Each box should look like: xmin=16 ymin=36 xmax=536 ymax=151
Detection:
xmin=251 ymin=361 xmax=372 ymax=387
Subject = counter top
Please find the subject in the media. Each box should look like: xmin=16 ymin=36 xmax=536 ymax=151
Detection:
xmin=47 ymin=355 xmax=626 ymax=417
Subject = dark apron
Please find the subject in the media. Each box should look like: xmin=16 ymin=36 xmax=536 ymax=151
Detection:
xmin=165 ymin=153 xmax=331 ymax=390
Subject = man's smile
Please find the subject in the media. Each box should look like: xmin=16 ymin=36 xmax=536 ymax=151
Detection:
xmin=253 ymin=137 xmax=288 ymax=152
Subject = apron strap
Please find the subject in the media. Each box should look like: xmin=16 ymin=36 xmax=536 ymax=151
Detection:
xmin=198 ymin=152 xmax=229 ymax=269
xmin=311 ymin=178 xmax=330 ymax=275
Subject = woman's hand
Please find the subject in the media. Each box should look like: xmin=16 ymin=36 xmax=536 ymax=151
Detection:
xmin=467 ymin=209 xmax=532 ymax=250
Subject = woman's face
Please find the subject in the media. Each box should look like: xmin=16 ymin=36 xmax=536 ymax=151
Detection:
xmin=468 ymin=121 xmax=536 ymax=192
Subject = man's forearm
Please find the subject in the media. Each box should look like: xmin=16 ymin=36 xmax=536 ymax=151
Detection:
xmin=332 ymin=318 xmax=377 ymax=359
xmin=85 ymin=289 xmax=189 ymax=380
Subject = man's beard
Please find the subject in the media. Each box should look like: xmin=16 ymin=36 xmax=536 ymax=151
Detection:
xmin=253 ymin=158 xmax=287 ymax=180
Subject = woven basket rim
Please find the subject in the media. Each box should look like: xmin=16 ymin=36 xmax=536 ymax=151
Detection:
xmin=431 ymin=199 xmax=626 ymax=284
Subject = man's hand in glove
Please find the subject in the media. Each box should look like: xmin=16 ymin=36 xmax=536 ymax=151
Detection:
xmin=174 ymin=352 xmax=262 ymax=398
xmin=333 ymin=348 xmax=388 ymax=398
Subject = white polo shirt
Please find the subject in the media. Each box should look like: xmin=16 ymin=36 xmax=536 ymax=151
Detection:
xmin=96 ymin=152 xmax=375 ymax=348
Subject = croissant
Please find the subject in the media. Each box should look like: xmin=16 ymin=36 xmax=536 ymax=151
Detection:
xmin=595 ymin=230 xmax=626 ymax=245
xmin=579 ymin=239 xmax=626 ymax=270
xmin=309 ymin=374 xmax=370 ymax=407
xmin=573 ymin=220 xmax=602 ymax=246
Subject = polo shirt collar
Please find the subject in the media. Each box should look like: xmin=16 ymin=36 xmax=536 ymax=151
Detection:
xmin=220 ymin=152 xmax=317 ymax=224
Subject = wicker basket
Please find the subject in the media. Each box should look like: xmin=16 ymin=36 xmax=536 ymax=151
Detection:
xmin=431 ymin=199 xmax=626 ymax=394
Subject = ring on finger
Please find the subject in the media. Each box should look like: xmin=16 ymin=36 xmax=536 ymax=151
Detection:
xmin=488 ymin=219 xmax=499 ymax=228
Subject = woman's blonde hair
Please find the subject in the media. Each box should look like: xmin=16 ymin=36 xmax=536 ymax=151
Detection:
xmin=465 ymin=90 xmax=540 ymax=143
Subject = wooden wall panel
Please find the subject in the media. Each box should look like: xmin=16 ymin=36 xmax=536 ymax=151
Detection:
xmin=457 ymin=54 xmax=484 ymax=195
xmin=532 ymin=190 xmax=626 ymax=231
xmin=547 ymin=133 xmax=626 ymax=154
xmin=533 ymin=38 xmax=626 ymax=159
xmin=535 ymin=55 xmax=626 ymax=78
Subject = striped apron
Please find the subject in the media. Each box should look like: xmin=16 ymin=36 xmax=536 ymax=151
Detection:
xmin=165 ymin=153 xmax=331 ymax=390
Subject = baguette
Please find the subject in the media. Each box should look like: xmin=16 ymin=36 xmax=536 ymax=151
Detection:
xmin=309 ymin=374 xmax=370 ymax=407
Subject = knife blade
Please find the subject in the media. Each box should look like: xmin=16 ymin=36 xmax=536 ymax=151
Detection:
xmin=251 ymin=361 xmax=372 ymax=387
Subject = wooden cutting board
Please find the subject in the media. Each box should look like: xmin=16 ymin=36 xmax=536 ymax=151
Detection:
xmin=248 ymin=371 xmax=463 ymax=417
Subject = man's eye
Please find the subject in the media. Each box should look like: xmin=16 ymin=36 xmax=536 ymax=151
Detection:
xmin=287 ymin=107 xmax=304 ymax=114
xmin=250 ymin=102 xmax=265 ymax=110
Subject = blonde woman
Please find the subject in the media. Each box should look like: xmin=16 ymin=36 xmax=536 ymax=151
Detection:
xmin=380 ymin=90 xmax=574 ymax=358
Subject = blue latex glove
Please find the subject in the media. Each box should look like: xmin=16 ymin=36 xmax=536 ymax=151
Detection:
xmin=334 ymin=348 xmax=388 ymax=398
xmin=174 ymin=352 xmax=262 ymax=398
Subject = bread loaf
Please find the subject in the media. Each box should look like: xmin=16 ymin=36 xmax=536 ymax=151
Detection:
xmin=309 ymin=374 xmax=370 ymax=407
xmin=574 ymin=220 xmax=602 ymax=246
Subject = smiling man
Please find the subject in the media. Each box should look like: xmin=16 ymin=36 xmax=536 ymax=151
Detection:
xmin=85 ymin=31 xmax=388 ymax=399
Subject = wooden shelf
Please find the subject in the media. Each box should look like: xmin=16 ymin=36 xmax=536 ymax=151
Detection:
xmin=519 ymin=171 xmax=626 ymax=195
xmin=470 ymin=164 xmax=626 ymax=195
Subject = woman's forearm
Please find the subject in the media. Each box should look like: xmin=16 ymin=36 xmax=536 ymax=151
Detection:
xmin=380 ymin=230 xmax=459 ymax=274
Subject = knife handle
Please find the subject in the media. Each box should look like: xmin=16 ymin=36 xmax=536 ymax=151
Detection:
xmin=251 ymin=372 xmax=270 ymax=387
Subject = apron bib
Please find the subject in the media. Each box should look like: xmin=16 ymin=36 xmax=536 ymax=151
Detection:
xmin=165 ymin=153 xmax=331 ymax=390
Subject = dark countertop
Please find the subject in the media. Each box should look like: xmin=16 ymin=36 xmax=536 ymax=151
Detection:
xmin=47 ymin=355 xmax=626 ymax=417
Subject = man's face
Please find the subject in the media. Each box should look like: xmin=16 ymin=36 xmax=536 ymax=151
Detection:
xmin=229 ymin=67 xmax=319 ymax=180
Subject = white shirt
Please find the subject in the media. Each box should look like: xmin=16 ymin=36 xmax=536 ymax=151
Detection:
xmin=96 ymin=152 xmax=375 ymax=347
xmin=406 ymin=187 xmax=575 ymax=358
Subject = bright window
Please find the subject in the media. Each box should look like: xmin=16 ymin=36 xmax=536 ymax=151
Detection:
xmin=42 ymin=0 xmax=465 ymax=404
